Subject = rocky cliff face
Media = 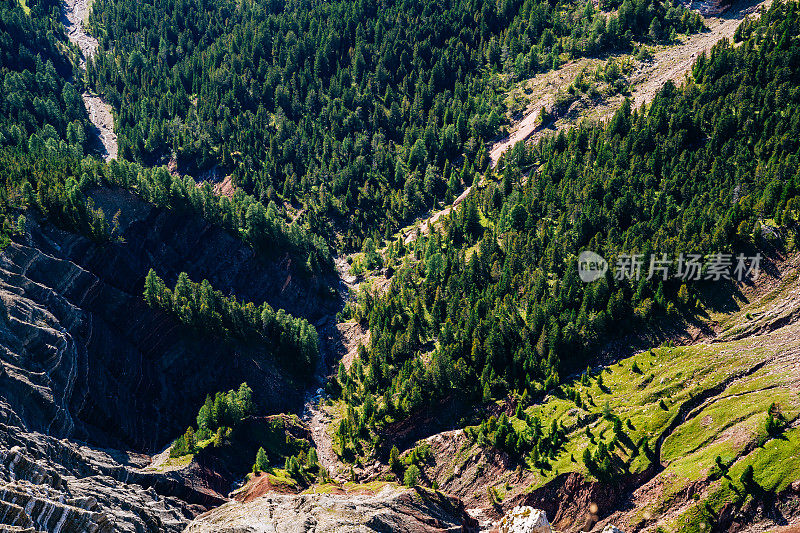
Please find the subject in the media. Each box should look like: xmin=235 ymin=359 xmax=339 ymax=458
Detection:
xmin=0 ymin=429 xmax=199 ymax=532
xmin=1 ymin=187 xmax=337 ymax=451
xmin=0 ymin=186 xmax=338 ymax=531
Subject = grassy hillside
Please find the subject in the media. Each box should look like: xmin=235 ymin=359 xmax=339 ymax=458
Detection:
xmin=385 ymin=255 xmax=800 ymax=530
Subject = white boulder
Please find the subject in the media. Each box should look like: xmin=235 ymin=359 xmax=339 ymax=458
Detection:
xmin=498 ymin=506 xmax=551 ymax=533
xmin=602 ymin=526 xmax=625 ymax=533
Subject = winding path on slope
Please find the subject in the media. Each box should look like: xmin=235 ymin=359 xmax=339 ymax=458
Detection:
xmin=62 ymin=0 xmax=118 ymax=160
xmin=402 ymin=0 xmax=771 ymax=245
xmin=490 ymin=0 xmax=771 ymax=166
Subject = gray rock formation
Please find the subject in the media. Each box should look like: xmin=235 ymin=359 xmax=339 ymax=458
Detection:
xmin=184 ymin=485 xmax=479 ymax=532
xmin=0 ymin=429 xmax=197 ymax=532
xmin=0 ymin=186 xmax=339 ymax=532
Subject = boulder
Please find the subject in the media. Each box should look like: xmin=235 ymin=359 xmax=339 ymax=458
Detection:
xmin=498 ymin=506 xmax=551 ymax=533
xmin=602 ymin=526 xmax=625 ymax=533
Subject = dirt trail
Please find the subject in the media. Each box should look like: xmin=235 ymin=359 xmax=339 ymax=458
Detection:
xmin=488 ymin=59 xmax=594 ymax=168
xmin=493 ymin=0 xmax=770 ymax=165
xmin=62 ymin=0 xmax=118 ymax=160
xmin=630 ymin=0 xmax=769 ymax=108
xmin=488 ymin=92 xmax=554 ymax=168
xmin=401 ymin=0 xmax=769 ymax=246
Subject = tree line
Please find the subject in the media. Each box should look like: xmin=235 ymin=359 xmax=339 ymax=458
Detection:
xmin=102 ymin=159 xmax=332 ymax=273
xmin=171 ymin=383 xmax=255 ymax=456
xmin=144 ymin=269 xmax=319 ymax=374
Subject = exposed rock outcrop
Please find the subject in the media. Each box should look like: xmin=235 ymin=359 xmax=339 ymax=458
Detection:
xmin=184 ymin=485 xmax=479 ymax=532
xmin=681 ymin=0 xmax=731 ymax=15
xmin=0 ymin=427 xmax=198 ymax=532
xmin=0 ymin=186 xmax=340 ymax=532
xmin=498 ymin=506 xmax=551 ymax=533
xmin=1 ymin=187 xmax=336 ymax=451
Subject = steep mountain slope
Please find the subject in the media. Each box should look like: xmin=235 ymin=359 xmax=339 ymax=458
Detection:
xmin=84 ymin=0 xmax=703 ymax=246
xmin=173 ymin=251 xmax=800 ymax=532
xmin=400 ymin=253 xmax=800 ymax=531
xmin=489 ymin=0 xmax=772 ymax=168
xmin=3 ymin=0 xmax=800 ymax=529
xmin=292 ymin=1 xmax=800 ymax=530
xmin=0 ymin=183 xmax=338 ymax=530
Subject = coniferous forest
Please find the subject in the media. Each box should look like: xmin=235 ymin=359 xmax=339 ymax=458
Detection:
xmin=85 ymin=0 xmax=701 ymax=248
xmin=2 ymin=0 xmax=800 ymax=528
xmin=333 ymin=1 xmax=800 ymax=462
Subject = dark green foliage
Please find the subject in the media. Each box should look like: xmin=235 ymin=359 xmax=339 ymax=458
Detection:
xmin=583 ymin=439 xmax=624 ymax=481
xmin=465 ymin=412 xmax=566 ymax=471
xmin=404 ymin=443 xmax=433 ymax=467
xmin=85 ymin=0 xmax=698 ymax=249
xmin=389 ymin=445 xmax=401 ymax=474
xmin=1 ymin=0 xmax=329 ymax=270
xmin=167 ymin=383 xmax=256 ymax=454
xmin=143 ymin=270 xmax=319 ymax=374
xmin=336 ymin=1 xmax=800 ymax=458
xmin=0 ymin=0 xmax=110 ymax=249
xmin=253 ymin=446 xmax=269 ymax=473
xmin=765 ymin=403 xmax=786 ymax=437
xmin=194 ymin=383 xmax=255 ymax=440
xmin=404 ymin=464 xmax=421 ymax=487
xmin=103 ymin=160 xmax=331 ymax=271
xmin=709 ymin=454 xmax=730 ymax=481
xmin=170 ymin=427 xmax=197 ymax=457
xmin=0 ymin=0 xmax=90 ymax=158
xmin=0 ymin=149 xmax=122 ymax=246
xmin=281 ymin=449 xmax=319 ymax=484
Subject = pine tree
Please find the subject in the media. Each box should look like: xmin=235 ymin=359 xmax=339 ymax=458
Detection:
xmin=254 ymin=447 xmax=269 ymax=474
xmin=404 ymin=464 xmax=420 ymax=487
xmin=143 ymin=269 xmax=162 ymax=307
xmin=308 ymin=448 xmax=319 ymax=468
xmin=389 ymin=445 xmax=401 ymax=474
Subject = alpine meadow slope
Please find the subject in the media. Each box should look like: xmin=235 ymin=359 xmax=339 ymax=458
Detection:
xmin=2 ymin=0 xmax=800 ymax=531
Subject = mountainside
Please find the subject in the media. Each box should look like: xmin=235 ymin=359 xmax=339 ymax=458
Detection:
xmin=0 ymin=182 xmax=340 ymax=529
xmin=408 ymin=253 xmax=800 ymax=531
xmin=2 ymin=0 xmax=800 ymax=530
xmin=185 ymin=251 xmax=800 ymax=532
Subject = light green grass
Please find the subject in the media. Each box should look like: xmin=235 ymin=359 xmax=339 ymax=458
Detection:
xmin=267 ymin=468 xmax=298 ymax=489
xmin=147 ymin=453 xmax=194 ymax=472
xmin=500 ymin=330 xmax=796 ymax=495
xmin=666 ymin=427 xmax=800 ymax=532
xmin=302 ymin=480 xmax=395 ymax=495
